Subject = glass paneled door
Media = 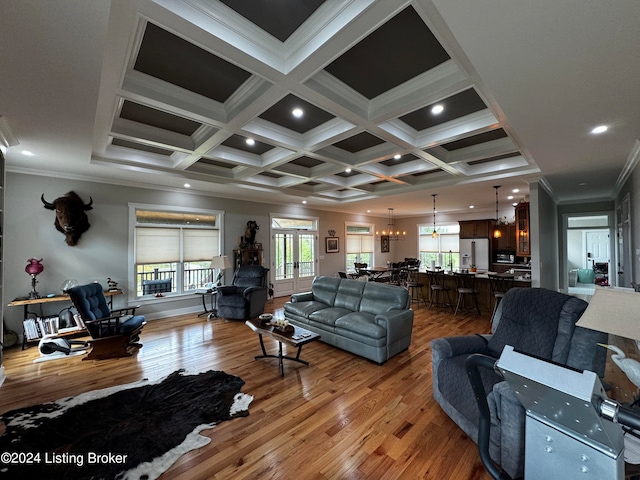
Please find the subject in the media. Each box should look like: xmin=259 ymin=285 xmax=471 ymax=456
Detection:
xmin=272 ymin=230 xmax=316 ymax=297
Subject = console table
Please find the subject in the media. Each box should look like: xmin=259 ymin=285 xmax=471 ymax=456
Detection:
xmin=8 ymin=289 xmax=123 ymax=348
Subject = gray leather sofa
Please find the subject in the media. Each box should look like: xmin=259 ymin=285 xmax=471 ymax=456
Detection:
xmin=283 ymin=276 xmax=413 ymax=363
xmin=430 ymin=288 xmax=607 ymax=478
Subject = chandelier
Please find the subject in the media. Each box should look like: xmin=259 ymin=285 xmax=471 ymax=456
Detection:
xmin=376 ymin=208 xmax=406 ymax=240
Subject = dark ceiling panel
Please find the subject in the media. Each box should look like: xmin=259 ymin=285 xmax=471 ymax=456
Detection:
xmin=120 ymin=100 xmax=200 ymax=136
xmin=400 ymin=89 xmax=487 ymax=131
xmin=221 ymin=134 xmax=274 ymax=155
xmin=134 ymin=23 xmax=252 ymax=102
xmin=380 ymin=153 xmax=419 ymax=167
xmin=467 ymin=152 xmax=519 ymax=165
xmin=290 ymin=156 xmax=324 ymax=168
xmin=260 ymin=171 xmax=282 ymax=178
xmin=324 ymin=6 xmax=450 ymax=99
xmin=440 ymin=129 xmax=508 ymax=151
xmin=408 ymin=169 xmax=442 ymax=177
xmin=258 ymin=94 xmax=335 ymax=133
xmin=197 ymin=158 xmax=236 ymax=169
xmin=333 ymin=132 xmax=384 ymax=153
xmin=219 ymin=0 xmax=325 ymax=42
xmin=335 ymin=170 xmax=360 ymax=178
xmin=111 ymin=138 xmax=173 ymax=156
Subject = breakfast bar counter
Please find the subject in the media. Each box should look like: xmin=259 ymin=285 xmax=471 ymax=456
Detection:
xmin=415 ymin=270 xmax=531 ymax=314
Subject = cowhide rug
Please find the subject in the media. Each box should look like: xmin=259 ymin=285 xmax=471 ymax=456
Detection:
xmin=0 ymin=369 xmax=252 ymax=479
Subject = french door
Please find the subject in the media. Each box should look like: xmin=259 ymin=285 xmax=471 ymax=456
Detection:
xmin=271 ymin=230 xmax=317 ymax=297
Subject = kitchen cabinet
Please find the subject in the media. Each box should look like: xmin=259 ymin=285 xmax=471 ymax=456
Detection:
xmin=459 ymin=219 xmax=494 ymax=239
xmin=494 ymin=224 xmax=516 ymax=251
xmin=515 ymin=202 xmax=530 ymax=257
xmin=233 ymin=249 xmax=263 ymax=270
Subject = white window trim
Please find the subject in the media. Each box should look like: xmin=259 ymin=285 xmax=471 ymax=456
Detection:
xmin=345 ymin=221 xmax=375 ymax=268
xmin=128 ymin=203 xmax=225 ymax=304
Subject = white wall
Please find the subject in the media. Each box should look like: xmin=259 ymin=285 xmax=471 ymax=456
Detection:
xmin=530 ymin=182 xmax=558 ymax=289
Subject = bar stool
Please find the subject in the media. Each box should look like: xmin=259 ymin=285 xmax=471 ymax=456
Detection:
xmin=403 ymin=260 xmax=427 ymax=308
xmin=387 ymin=262 xmax=403 ymax=286
xmin=426 ymin=269 xmax=451 ymax=311
xmin=488 ymin=273 xmax=515 ymax=323
xmin=453 ymin=272 xmax=480 ymax=316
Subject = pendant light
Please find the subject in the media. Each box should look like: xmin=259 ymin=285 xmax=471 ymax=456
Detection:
xmin=493 ymin=185 xmax=502 ymax=238
xmin=431 ymin=194 xmax=438 ymax=238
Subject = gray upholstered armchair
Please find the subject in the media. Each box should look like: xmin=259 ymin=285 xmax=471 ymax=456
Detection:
xmin=216 ymin=265 xmax=269 ymax=320
xmin=430 ymin=288 xmax=607 ymax=479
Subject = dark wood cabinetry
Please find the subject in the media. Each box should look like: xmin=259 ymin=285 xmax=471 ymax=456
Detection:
xmin=494 ymin=224 xmax=516 ymax=251
xmin=515 ymin=202 xmax=530 ymax=257
xmin=233 ymin=249 xmax=263 ymax=270
xmin=459 ymin=219 xmax=494 ymax=239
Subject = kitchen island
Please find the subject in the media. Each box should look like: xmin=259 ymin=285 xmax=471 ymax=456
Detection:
xmin=416 ymin=270 xmax=531 ymax=314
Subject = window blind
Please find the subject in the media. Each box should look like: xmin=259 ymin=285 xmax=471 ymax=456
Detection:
xmin=184 ymin=229 xmax=219 ymax=261
xmin=135 ymin=227 xmax=180 ymax=264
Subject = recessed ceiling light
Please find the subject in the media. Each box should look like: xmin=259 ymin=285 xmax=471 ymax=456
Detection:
xmin=579 ymin=182 xmax=587 ymax=186
xmin=469 ymin=205 xmax=474 ymax=209
xmin=431 ymin=104 xmax=444 ymax=115
xmin=345 ymin=167 xmax=352 ymax=173
xmin=184 ymin=183 xmax=191 ymax=188
xmin=292 ymin=108 xmax=303 ymax=118
xmin=302 ymin=200 xmax=307 ymax=204
xmin=245 ymin=138 xmax=255 ymax=146
xmin=591 ymin=125 xmax=608 ymax=134
xmin=394 ymin=154 xmax=401 ymax=160
xmin=512 ymin=202 xmax=518 ymax=207
xmin=367 ymin=210 xmax=371 ymax=213
xmin=507 ymin=195 xmax=514 ymax=200
xmin=21 ymin=150 xmax=35 ymax=156
xmin=512 ymin=189 xmax=519 ymax=193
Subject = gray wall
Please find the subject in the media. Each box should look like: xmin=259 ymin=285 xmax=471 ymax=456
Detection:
xmin=616 ymin=155 xmax=640 ymax=285
xmin=4 ymin=173 xmax=425 ymax=337
xmin=530 ymin=182 xmax=558 ymax=289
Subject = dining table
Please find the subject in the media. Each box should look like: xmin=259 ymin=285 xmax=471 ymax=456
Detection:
xmin=364 ymin=266 xmax=391 ymax=281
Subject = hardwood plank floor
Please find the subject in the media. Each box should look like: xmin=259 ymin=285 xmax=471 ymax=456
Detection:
xmin=0 ymin=297 xmax=494 ymax=479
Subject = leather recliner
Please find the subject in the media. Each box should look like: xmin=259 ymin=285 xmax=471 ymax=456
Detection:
xmin=216 ymin=265 xmax=269 ymax=320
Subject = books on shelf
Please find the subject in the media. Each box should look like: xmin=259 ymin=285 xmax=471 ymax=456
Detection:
xmin=23 ymin=315 xmax=83 ymax=340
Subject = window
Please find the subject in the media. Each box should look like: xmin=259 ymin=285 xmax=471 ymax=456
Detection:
xmin=345 ymin=223 xmax=374 ymax=273
xmin=130 ymin=205 xmax=223 ymax=297
xmin=418 ymin=224 xmax=460 ymax=270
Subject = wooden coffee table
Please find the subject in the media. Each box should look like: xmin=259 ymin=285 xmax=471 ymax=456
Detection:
xmin=245 ymin=318 xmax=320 ymax=377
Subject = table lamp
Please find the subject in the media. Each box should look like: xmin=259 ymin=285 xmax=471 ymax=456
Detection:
xmin=576 ymin=287 xmax=640 ymax=389
xmin=210 ymin=255 xmax=231 ymax=286
xmin=25 ymin=258 xmax=44 ymax=299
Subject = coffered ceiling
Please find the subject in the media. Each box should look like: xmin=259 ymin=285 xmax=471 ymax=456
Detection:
xmin=2 ymin=0 xmax=639 ymax=218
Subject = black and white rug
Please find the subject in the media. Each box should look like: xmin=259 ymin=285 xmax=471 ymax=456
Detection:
xmin=0 ymin=369 xmax=252 ymax=479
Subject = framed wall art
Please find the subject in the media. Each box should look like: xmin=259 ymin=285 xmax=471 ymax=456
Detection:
xmin=381 ymin=235 xmax=390 ymax=253
xmin=325 ymin=237 xmax=339 ymax=253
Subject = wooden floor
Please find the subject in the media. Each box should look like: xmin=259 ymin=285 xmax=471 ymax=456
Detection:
xmin=0 ymin=297 xmax=494 ymax=480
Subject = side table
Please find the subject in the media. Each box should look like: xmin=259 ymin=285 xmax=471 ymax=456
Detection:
xmin=194 ymin=289 xmax=218 ymax=319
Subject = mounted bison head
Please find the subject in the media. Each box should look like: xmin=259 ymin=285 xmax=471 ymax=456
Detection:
xmin=41 ymin=191 xmax=93 ymax=246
